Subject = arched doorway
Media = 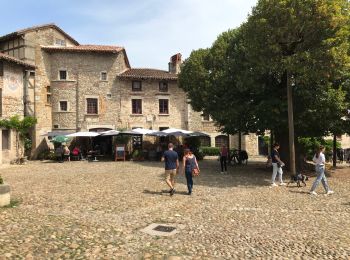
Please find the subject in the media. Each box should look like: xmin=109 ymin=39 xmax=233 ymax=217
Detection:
xmin=215 ymin=135 xmax=228 ymax=147
xmin=199 ymin=136 xmax=211 ymax=147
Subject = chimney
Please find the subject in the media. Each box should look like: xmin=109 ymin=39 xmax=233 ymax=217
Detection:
xmin=168 ymin=53 xmax=182 ymax=74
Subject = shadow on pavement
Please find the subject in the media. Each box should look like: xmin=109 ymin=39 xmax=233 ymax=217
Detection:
xmin=143 ymin=189 xmax=190 ymax=196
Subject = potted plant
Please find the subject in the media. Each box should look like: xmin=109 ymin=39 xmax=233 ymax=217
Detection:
xmin=0 ymin=175 xmax=10 ymax=207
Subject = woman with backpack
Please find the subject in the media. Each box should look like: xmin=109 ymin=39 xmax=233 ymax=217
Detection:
xmin=310 ymin=145 xmax=334 ymax=196
xmin=182 ymin=149 xmax=200 ymax=195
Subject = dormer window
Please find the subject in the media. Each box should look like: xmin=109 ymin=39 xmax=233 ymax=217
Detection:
xmin=132 ymin=81 xmax=142 ymax=91
xmin=55 ymin=38 xmax=66 ymax=46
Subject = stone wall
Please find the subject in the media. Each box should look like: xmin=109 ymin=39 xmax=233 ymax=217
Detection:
xmin=118 ymin=79 xmax=186 ymax=130
xmin=49 ymin=51 xmax=128 ymax=131
xmin=22 ymin=29 xmax=78 ymax=155
xmin=0 ymin=62 xmax=25 ymax=163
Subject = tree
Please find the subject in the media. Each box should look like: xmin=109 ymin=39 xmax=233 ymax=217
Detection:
xmin=179 ymin=0 xmax=350 ymax=171
xmin=0 ymin=115 xmax=37 ymax=161
xmin=241 ymin=0 xmax=350 ymax=172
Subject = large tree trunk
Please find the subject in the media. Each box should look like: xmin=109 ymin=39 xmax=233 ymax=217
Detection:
xmin=333 ymin=134 xmax=337 ymax=168
xmin=238 ymin=130 xmax=242 ymax=164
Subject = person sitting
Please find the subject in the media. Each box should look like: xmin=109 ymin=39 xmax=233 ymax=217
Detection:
xmin=55 ymin=145 xmax=64 ymax=163
xmin=63 ymin=145 xmax=70 ymax=161
xmin=72 ymin=146 xmax=81 ymax=160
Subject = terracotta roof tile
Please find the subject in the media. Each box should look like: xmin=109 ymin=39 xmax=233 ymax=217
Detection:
xmin=0 ymin=53 xmax=36 ymax=68
xmin=118 ymin=68 xmax=177 ymax=81
xmin=41 ymin=44 xmax=124 ymax=53
xmin=0 ymin=23 xmax=79 ymax=45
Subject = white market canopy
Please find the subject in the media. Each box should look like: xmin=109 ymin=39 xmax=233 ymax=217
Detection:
xmin=99 ymin=130 xmax=120 ymax=136
xmin=66 ymin=131 xmax=100 ymax=137
xmin=132 ymin=128 xmax=157 ymax=135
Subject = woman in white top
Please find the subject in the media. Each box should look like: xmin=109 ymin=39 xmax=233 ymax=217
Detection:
xmin=310 ymin=145 xmax=334 ymax=195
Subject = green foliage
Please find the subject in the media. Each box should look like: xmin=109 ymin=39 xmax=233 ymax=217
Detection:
xmin=37 ymin=150 xmax=56 ymax=160
xmin=200 ymin=147 xmax=220 ymax=156
xmin=298 ymin=137 xmax=341 ymax=160
xmin=0 ymin=115 xmax=37 ymax=137
xmin=179 ymin=0 xmax=350 ymax=165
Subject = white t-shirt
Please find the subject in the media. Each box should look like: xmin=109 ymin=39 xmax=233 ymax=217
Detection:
xmin=313 ymin=152 xmax=325 ymax=166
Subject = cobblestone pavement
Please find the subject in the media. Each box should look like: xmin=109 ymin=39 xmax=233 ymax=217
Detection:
xmin=0 ymin=158 xmax=349 ymax=259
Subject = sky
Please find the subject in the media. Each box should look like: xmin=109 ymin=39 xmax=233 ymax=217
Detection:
xmin=0 ymin=0 xmax=258 ymax=70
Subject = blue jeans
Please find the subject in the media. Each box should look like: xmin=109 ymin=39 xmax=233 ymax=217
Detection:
xmin=310 ymin=165 xmax=330 ymax=192
xmin=185 ymin=170 xmax=193 ymax=194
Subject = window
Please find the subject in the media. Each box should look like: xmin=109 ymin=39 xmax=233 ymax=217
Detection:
xmin=2 ymin=129 xmax=10 ymax=150
xmin=132 ymin=99 xmax=142 ymax=114
xmin=202 ymin=113 xmax=210 ymax=121
xmin=0 ymin=61 xmax=3 ymax=76
xmin=86 ymin=98 xmax=98 ymax=114
xmin=159 ymin=99 xmax=169 ymax=114
xmin=159 ymin=82 xmax=168 ymax=92
xmin=132 ymin=81 xmax=142 ymax=91
xmin=59 ymin=70 xmax=67 ymax=80
xmin=59 ymin=101 xmax=68 ymax=111
xmin=55 ymin=38 xmax=66 ymax=46
xmin=46 ymin=86 xmax=51 ymax=104
xmin=100 ymin=72 xmax=107 ymax=81
xmin=53 ymin=125 xmax=59 ymax=129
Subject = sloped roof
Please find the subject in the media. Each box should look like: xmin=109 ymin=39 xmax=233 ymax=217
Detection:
xmin=0 ymin=53 xmax=36 ymax=68
xmin=0 ymin=23 xmax=79 ymax=45
xmin=41 ymin=44 xmax=124 ymax=53
xmin=42 ymin=45 xmax=131 ymax=68
xmin=118 ymin=68 xmax=177 ymax=81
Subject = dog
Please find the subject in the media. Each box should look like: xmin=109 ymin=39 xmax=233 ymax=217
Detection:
xmin=287 ymin=173 xmax=309 ymax=187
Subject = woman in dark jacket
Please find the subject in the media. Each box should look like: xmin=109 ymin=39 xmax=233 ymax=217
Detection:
xmin=182 ymin=149 xmax=200 ymax=195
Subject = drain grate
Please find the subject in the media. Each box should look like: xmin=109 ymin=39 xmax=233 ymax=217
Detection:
xmin=141 ymin=223 xmax=179 ymax=236
xmin=153 ymin=225 xmax=176 ymax=233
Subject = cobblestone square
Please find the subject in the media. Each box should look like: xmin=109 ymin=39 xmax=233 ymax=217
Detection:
xmin=0 ymin=159 xmax=349 ymax=259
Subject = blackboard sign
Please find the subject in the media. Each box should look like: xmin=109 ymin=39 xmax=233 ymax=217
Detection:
xmin=115 ymin=144 xmax=126 ymax=161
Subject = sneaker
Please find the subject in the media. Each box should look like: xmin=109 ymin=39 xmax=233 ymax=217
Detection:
xmin=170 ymin=188 xmax=175 ymax=196
xmin=310 ymin=191 xmax=318 ymax=196
xmin=279 ymin=182 xmax=286 ymax=186
xmin=326 ymin=190 xmax=334 ymax=195
xmin=271 ymin=183 xmax=278 ymax=187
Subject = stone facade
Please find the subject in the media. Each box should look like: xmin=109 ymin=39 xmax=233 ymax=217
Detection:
xmin=0 ymin=24 xmax=260 ymax=158
xmin=0 ymin=58 xmax=35 ymax=163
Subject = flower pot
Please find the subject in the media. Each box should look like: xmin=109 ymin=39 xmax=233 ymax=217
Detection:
xmin=0 ymin=184 xmax=10 ymax=207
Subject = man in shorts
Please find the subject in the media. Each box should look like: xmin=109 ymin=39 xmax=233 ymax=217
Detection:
xmin=162 ymin=143 xmax=179 ymax=196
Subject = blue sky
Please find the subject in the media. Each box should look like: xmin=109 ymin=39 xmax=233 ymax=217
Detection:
xmin=0 ymin=0 xmax=257 ymax=70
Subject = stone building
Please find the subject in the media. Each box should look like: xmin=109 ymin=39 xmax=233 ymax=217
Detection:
xmin=0 ymin=24 xmax=259 ymax=159
xmin=0 ymin=53 xmax=35 ymax=163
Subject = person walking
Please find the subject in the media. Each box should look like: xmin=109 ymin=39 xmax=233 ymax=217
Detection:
xmin=161 ymin=143 xmax=179 ymax=196
xmin=219 ymin=144 xmax=228 ymax=174
xmin=310 ymin=145 xmax=334 ymax=196
xmin=182 ymin=149 xmax=200 ymax=195
xmin=271 ymin=143 xmax=286 ymax=186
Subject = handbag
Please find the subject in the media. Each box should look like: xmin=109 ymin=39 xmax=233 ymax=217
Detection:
xmin=192 ymin=168 xmax=200 ymax=177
